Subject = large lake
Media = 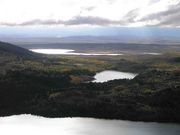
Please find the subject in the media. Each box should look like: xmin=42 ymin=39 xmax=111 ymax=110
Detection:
xmin=30 ymin=49 xmax=162 ymax=56
xmin=30 ymin=49 xmax=123 ymax=56
xmin=0 ymin=115 xmax=179 ymax=135
xmin=92 ymin=70 xmax=137 ymax=83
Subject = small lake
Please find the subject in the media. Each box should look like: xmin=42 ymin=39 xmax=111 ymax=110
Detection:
xmin=92 ymin=70 xmax=137 ymax=83
xmin=30 ymin=49 xmax=123 ymax=56
xmin=0 ymin=115 xmax=179 ymax=135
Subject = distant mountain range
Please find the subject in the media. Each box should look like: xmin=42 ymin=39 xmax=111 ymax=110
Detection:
xmin=1 ymin=35 xmax=180 ymax=45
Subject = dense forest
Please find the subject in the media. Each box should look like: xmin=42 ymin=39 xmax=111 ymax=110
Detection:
xmin=0 ymin=41 xmax=180 ymax=123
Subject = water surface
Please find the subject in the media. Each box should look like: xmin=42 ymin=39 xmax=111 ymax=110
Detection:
xmin=142 ymin=52 xmax=162 ymax=55
xmin=0 ymin=115 xmax=179 ymax=135
xmin=92 ymin=70 xmax=137 ymax=83
xmin=30 ymin=49 xmax=123 ymax=56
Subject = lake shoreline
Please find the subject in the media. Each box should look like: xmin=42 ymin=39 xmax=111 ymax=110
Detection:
xmin=1 ymin=114 xmax=180 ymax=124
xmin=0 ymin=109 xmax=180 ymax=124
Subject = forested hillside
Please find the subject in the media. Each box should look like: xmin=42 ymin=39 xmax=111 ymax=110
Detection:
xmin=0 ymin=41 xmax=180 ymax=123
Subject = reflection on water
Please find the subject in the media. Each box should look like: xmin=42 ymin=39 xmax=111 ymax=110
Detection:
xmin=30 ymin=49 xmax=123 ymax=56
xmin=30 ymin=49 xmax=74 ymax=54
xmin=0 ymin=115 xmax=180 ymax=135
xmin=142 ymin=52 xmax=162 ymax=55
xmin=92 ymin=70 xmax=137 ymax=83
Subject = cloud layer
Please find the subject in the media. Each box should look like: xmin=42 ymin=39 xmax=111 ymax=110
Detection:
xmin=139 ymin=2 xmax=180 ymax=27
xmin=0 ymin=0 xmax=180 ymax=27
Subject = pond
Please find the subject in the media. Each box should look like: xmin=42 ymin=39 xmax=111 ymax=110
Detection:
xmin=92 ymin=70 xmax=137 ymax=83
xmin=0 ymin=115 xmax=179 ymax=135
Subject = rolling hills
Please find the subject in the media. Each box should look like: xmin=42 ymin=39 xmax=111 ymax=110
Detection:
xmin=0 ymin=41 xmax=180 ymax=123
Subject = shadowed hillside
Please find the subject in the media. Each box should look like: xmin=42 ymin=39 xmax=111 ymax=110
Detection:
xmin=0 ymin=41 xmax=39 ymax=58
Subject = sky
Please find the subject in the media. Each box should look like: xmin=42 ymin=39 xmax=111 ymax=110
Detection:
xmin=0 ymin=0 xmax=180 ymax=37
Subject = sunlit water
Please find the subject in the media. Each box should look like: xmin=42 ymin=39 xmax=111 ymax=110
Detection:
xmin=92 ymin=70 xmax=137 ymax=83
xmin=142 ymin=52 xmax=162 ymax=55
xmin=30 ymin=49 xmax=123 ymax=56
xmin=0 ymin=115 xmax=179 ymax=135
xmin=30 ymin=49 xmax=162 ymax=56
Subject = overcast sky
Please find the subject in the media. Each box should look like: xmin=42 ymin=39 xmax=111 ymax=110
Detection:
xmin=0 ymin=0 xmax=180 ymax=27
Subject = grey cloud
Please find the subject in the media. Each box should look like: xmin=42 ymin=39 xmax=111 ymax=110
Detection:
xmin=64 ymin=16 xmax=122 ymax=25
xmin=148 ymin=0 xmax=161 ymax=5
xmin=0 ymin=19 xmax=63 ymax=26
xmin=0 ymin=16 xmax=127 ymax=26
xmin=122 ymin=8 xmax=140 ymax=23
xmin=1 ymin=1 xmax=180 ymax=27
xmin=106 ymin=0 xmax=117 ymax=4
xmin=83 ymin=6 xmax=95 ymax=11
xmin=155 ymin=12 xmax=180 ymax=27
xmin=0 ymin=22 xmax=16 ymax=26
xmin=21 ymin=19 xmax=64 ymax=26
xmin=139 ymin=2 xmax=180 ymax=27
